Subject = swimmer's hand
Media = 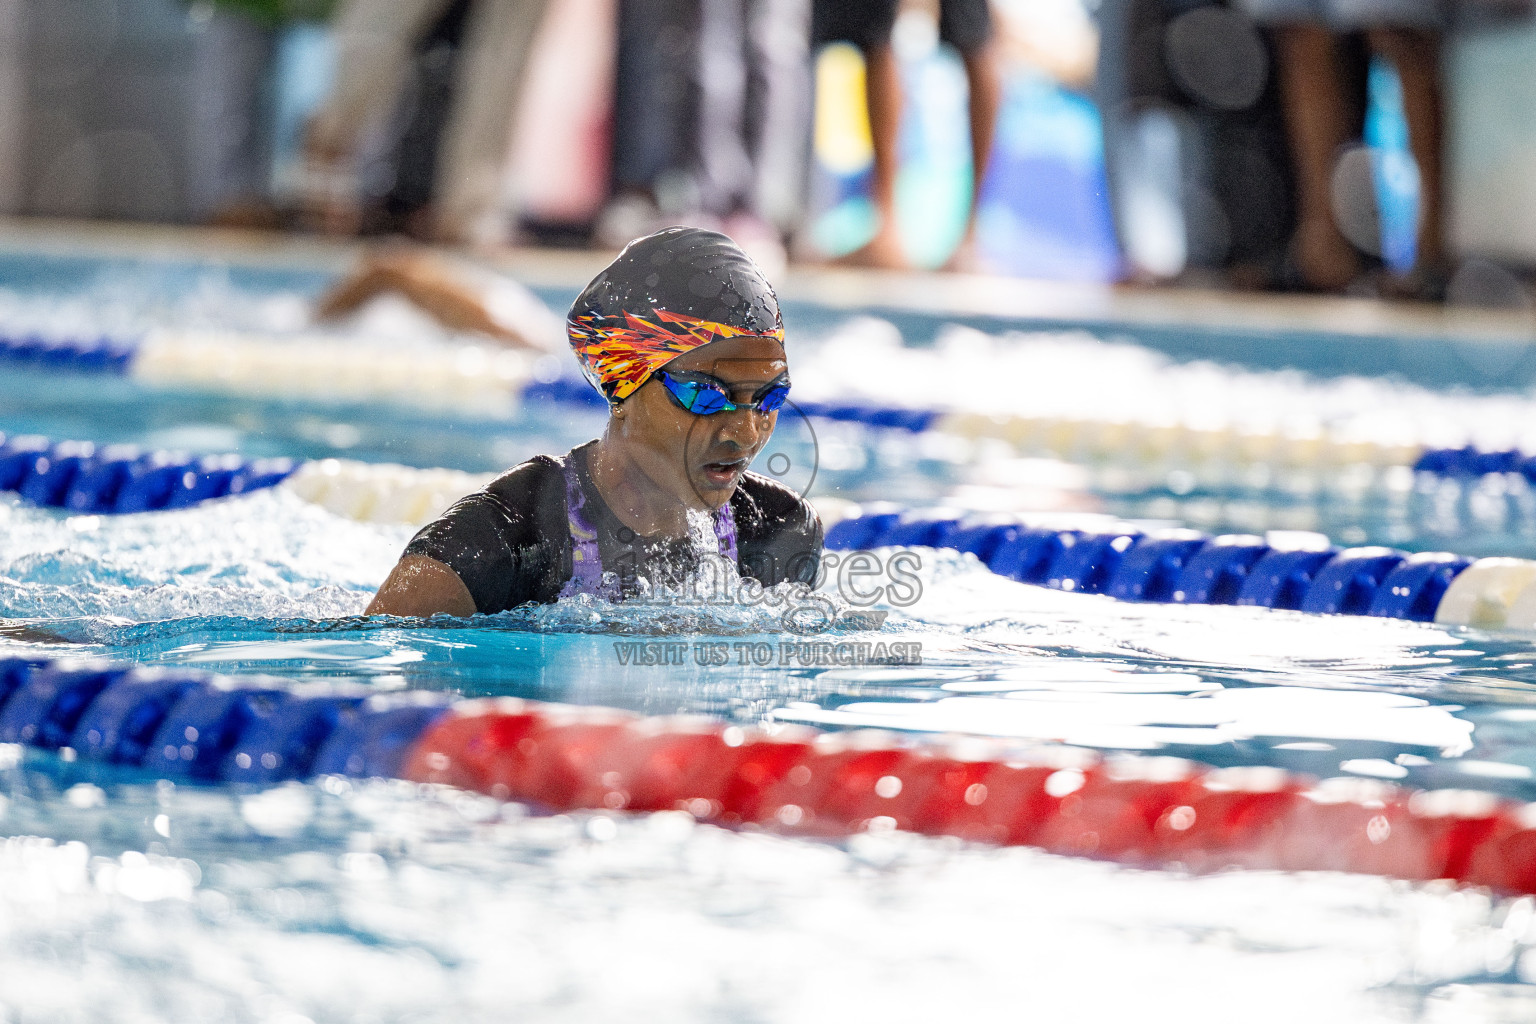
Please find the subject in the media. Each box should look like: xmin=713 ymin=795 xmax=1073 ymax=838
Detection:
xmin=316 ymin=248 xmax=551 ymax=351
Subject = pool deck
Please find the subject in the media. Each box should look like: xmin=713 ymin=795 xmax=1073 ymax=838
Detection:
xmin=3 ymin=216 xmax=1536 ymax=389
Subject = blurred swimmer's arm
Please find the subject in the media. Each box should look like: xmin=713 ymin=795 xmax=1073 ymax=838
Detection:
xmin=366 ymin=555 xmax=478 ymax=618
xmin=315 ymin=248 xmax=561 ymax=352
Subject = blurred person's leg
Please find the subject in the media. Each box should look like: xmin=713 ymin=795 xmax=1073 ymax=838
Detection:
xmin=379 ymin=0 xmax=474 ymax=237
xmin=1094 ymin=0 xmax=1171 ymax=282
xmin=188 ymin=9 xmax=277 ymax=225
xmin=600 ymin=0 xmax=703 ymax=245
xmin=807 ymin=0 xmax=902 ymax=267
xmin=1366 ymin=26 xmax=1443 ymax=281
xmin=302 ymin=0 xmax=453 ymax=233
xmin=939 ymin=0 xmax=1000 ymax=272
xmin=1271 ymin=22 xmax=1363 ymax=290
xmin=502 ymin=0 xmax=620 ymax=234
xmin=431 ymin=0 xmax=553 ymax=246
xmin=861 ymin=39 xmax=905 ymax=268
xmin=696 ymin=0 xmax=751 ymax=220
xmin=608 ymin=0 xmax=703 ymax=216
xmin=742 ymin=0 xmax=812 ymax=238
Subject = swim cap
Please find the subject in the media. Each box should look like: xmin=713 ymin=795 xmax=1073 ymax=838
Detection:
xmin=567 ymin=226 xmax=784 ymax=402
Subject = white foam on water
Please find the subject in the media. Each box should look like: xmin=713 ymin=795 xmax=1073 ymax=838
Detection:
xmin=0 ymin=778 xmax=1532 ymax=1024
xmin=0 ymin=490 xmax=407 ymax=622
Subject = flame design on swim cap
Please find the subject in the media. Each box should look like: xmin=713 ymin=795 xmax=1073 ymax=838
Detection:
xmin=568 ymin=307 xmax=785 ymax=402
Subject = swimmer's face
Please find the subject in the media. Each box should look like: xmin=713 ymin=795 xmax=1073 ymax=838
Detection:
xmin=619 ymin=334 xmax=788 ymax=510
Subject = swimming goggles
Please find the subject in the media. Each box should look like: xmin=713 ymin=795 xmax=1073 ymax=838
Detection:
xmin=656 ymin=369 xmax=790 ymax=416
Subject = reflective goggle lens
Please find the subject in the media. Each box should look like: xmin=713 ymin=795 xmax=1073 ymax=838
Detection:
xmin=660 ymin=371 xmax=789 ymax=416
xmin=755 ymin=384 xmax=790 ymax=413
xmin=685 ymin=383 xmax=730 ymax=414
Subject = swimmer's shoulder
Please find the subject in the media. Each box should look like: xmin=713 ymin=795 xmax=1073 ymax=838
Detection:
xmin=733 ymin=470 xmax=821 ymax=538
xmin=405 ymin=454 xmax=570 ymax=612
xmin=482 ymin=453 xmax=567 ymax=516
xmin=732 ymin=472 xmax=822 ymax=586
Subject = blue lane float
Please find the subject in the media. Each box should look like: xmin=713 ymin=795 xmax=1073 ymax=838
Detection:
xmin=10 ymin=330 xmax=1536 ymax=482
xmin=988 ymin=528 xmax=1085 ymax=586
xmin=827 ymin=510 xmax=1475 ymax=624
xmin=1297 ymin=548 xmax=1407 ymax=615
xmin=73 ymin=671 xmax=208 ymax=765
xmin=0 ymin=431 xmax=1505 ymax=627
xmin=1104 ymin=533 xmax=1208 ymax=602
xmin=0 ymin=657 xmax=455 ymax=786
xmin=0 ymin=433 xmax=298 ymax=514
xmin=1369 ymin=555 xmax=1472 ymax=620
xmin=1236 ymin=549 xmax=1340 ymax=610
xmin=519 ymin=376 xmax=1536 ymax=473
xmin=1043 ymin=531 xmax=1140 ymax=594
xmin=0 ymin=333 xmax=136 ymax=373
xmin=0 ymin=663 xmax=133 ymax=748
xmin=1171 ymin=537 xmax=1273 ymax=605
xmin=1412 ymin=446 xmax=1533 ymax=480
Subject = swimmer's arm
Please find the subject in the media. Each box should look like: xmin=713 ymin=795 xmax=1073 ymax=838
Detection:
xmin=366 ymin=555 xmax=478 ymax=618
xmin=316 ymin=249 xmax=543 ymax=350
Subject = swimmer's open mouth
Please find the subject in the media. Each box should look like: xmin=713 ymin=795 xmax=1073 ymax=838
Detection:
xmin=700 ymin=457 xmax=749 ymax=487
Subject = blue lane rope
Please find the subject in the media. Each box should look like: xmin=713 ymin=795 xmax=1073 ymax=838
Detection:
xmin=826 ymin=511 xmax=1472 ymax=623
xmin=1411 ymin=446 xmax=1536 ymax=482
xmin=0 ymin=434 xmax=298 ymax=514
xmin=0 ymin=657 xmax=451 ymax=784
xmin=0 ymin=427 xmax=1510 ymax=625
xmin=0 ymin=327 xmax=944 ymax=435
xmin=5 ymin=331 xmax=1533 ymax=476
xmin=516 ymin=375 xmax=1536 ymax=465
xmin=0 ymin=333 xmax=137 ymax=373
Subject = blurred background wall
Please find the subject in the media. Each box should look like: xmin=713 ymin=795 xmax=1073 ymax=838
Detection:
xmin=0 ymin=0 xmax=1534 ymax=286
xmin=2 ymin=0 xmax=200 ymax=222
xmin=0 ymin=0 xmax=331 ymax=225
xmin=1448 ymin=21 xmax=1536 ymax=266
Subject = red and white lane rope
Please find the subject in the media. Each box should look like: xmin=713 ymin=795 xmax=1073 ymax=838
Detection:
xmin=403 ymin=698 xmax=1536 ymax=894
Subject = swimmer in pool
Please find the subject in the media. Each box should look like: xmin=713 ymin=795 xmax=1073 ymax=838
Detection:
xmin=366 ymin=227 xmax=823 ymax=616
xmin=315 ymin=245 xmax=563 ymax=352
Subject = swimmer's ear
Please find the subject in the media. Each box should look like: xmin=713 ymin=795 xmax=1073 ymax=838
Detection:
xmin=609 ymin=399 xmax=627 ymax=418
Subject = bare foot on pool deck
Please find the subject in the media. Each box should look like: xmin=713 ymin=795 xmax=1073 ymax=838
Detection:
xmin=1293 ymin=218 xmax=1362 ymax=293
xmin=942 ymin=231 xmax=983 ymax=275
xmin=836 ymin=225 xmax=908 ymax=271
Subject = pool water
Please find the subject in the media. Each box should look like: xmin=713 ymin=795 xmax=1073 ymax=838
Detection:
xmin=4 ymin=245 xmax=1536 ymax=1021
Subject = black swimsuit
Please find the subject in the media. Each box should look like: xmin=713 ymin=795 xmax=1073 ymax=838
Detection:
xmin=403 ymin=441 xmax=824 ymax=613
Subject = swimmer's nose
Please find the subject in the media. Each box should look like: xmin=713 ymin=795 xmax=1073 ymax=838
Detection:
xmin=713 ymin=406 xmax=768 ymax=451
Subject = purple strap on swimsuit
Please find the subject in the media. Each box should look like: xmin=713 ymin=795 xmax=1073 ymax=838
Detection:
xmin=714 ymin=495 xmax=739 ymax=564
xmin=559 ymin=455 xmax=611 ymax=600
xmin=558 ymin=453 xmax=737 ymax=600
